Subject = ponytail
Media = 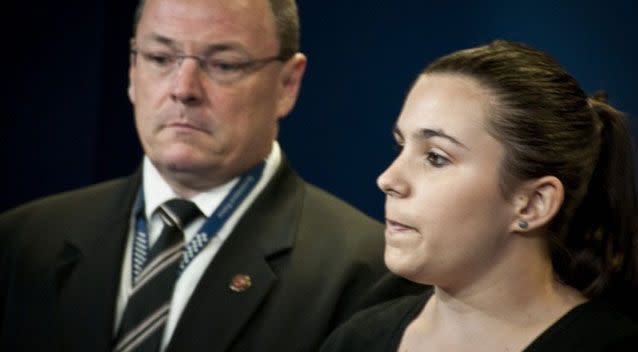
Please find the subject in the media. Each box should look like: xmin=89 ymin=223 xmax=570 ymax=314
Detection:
xmin=565 ymin=91 xmax=638 ymax=315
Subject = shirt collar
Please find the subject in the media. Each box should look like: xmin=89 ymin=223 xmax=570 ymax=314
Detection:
xmin=141 ymin=141 xmax=282 ymax=219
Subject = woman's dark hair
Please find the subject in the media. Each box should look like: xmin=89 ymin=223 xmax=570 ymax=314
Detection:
xmin=423 ymin=40 xmax=637 ymax=304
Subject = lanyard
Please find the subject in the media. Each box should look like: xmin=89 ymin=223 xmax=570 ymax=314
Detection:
xmin=131 ymin=162 xmax=265 ymax=284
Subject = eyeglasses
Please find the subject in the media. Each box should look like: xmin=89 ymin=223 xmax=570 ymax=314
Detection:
xmin=130 ymin=48 xmax=289 ymax=84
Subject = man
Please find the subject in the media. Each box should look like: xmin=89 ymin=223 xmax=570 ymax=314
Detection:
xmin=1 ymin=0 xmax=421 ymax=351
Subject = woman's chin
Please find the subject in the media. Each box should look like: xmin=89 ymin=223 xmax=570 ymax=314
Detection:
xmin=384 ymin=248 xmax=431 ymax=284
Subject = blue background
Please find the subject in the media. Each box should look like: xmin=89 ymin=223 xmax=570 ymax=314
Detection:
xmin=4 ymin=0 xmax=637 ymax=221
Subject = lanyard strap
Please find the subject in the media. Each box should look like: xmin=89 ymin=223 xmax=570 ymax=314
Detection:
xmin=132 ymin=162 xmax=265 ymax=283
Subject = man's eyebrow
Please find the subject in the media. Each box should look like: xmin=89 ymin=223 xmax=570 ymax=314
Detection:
xmin=200 ymin=43 xmax=248 ymax=56
xmin=395 ymin=125 xmax=468 ymax=149
xmin=137 ymin=34 xmax=248 ymax=56
xmin=138 ymin=33 xmax=179 ymax=49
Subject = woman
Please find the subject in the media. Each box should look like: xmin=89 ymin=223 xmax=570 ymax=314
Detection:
xmin=321 ymin=40 xmax=638 ymax=351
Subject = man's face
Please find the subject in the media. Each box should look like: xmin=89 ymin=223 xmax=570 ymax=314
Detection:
xmin=129 ymin=0 xmax=306 ymax=193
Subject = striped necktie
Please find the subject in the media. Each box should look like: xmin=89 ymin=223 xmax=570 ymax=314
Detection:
xmin=114 ymin=199 xmax=202 ymax=352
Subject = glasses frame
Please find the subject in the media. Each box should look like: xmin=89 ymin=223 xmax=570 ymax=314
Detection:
xmin=130 ymin=48 xmax=291 ymax=84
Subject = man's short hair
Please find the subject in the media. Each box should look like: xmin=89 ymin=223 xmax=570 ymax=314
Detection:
xmin=131 ymin=0 xmax=300 ymax=58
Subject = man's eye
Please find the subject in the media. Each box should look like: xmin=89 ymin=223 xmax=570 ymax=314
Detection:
xmin=208 ymin=60 xmax=248 ymax=72
xmin=426 ymin=151 xmax=450 ymax=168
xmin=146 ymin=53 xmax=173 ymax=66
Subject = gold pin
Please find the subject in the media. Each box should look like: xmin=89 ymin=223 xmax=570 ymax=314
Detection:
xmin=229 ymin=274 xmax=252 ymax=292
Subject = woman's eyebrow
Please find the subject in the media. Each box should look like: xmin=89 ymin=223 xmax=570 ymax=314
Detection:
xmin=416 ymin=128 xmax=468 ymax=150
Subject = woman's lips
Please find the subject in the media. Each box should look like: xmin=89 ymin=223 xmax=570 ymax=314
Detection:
xmin=386 ymin=219 xmax=416 ymax=233
xmin=384 ymin=219 xmax=419 ymax=247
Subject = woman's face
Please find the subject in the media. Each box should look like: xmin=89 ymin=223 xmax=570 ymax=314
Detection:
xmin=378 ymin=74 xmax=518 ymax=288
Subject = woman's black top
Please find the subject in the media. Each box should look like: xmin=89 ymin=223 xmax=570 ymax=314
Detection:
xmin=321 ymin=292 xmax=638 ymax=351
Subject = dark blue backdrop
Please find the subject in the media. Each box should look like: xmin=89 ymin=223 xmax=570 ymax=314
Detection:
xmin=4 ymin=0 xmax=637 ymax=221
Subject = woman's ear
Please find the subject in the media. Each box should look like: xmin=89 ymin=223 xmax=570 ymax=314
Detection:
xmin=510 ymin=176 xmax=564 ymax=233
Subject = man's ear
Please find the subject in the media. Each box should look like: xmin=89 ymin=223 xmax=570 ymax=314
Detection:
xmin=510 ymin=176 xmax=564 ymax=233
xmin=275 ymin=52 xmax=307 ymax=119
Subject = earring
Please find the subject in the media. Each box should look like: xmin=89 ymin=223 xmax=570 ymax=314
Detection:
xmin=518 ymin=219 xmax=529 ymax=229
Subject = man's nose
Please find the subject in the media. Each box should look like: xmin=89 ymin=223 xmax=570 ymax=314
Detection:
xmin=170 ymin=58 xmax=205 ymax=105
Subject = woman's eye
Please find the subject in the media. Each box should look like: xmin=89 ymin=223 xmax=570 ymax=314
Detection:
xmin=426 ymin=151 xmax=450 ymax=168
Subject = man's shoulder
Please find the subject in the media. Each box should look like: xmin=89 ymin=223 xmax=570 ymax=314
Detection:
xmin=301 ymin=182 xmax=381 ymax=230
xmin=265 ymin=161 xmax=382 ymax=236
xmin=0 ymin=175 xmax=137 ymax=233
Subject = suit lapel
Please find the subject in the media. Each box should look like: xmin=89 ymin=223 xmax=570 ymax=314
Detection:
xmin=55 ymin=172 xmax=140 ymax=351
xmin=167 ymin=160 xmax=303 ymax=352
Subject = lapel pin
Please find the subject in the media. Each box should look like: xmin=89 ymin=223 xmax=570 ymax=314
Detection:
xmin=229 ymin=274 xmax=252 ymax=292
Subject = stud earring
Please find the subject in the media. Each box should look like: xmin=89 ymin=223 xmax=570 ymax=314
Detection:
xmin=518 ymin=219 xmax=529 ymax=229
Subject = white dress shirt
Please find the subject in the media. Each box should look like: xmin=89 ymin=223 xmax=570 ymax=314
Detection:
xmin=114 ymin=141 xmax=282 ymax=350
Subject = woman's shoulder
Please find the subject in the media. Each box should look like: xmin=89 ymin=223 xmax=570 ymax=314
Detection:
xmin=526 ymin=299 xmax=638 ymax=351
xmin=320 ymin=292 xmax=431 ymax=352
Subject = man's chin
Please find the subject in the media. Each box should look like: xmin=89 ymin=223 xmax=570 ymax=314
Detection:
xmin=160 ymin=157 xmax=215 ymax=174
xmin=152 ymin=157 xmax=231 ymax=193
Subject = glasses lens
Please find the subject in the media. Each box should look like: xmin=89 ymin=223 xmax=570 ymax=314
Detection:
xmin=204 ymin=58 xmax=253 ymax=83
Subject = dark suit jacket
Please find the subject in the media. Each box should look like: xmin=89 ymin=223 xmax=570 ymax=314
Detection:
xmin=1 ymin=160 xmax=423 ymax=351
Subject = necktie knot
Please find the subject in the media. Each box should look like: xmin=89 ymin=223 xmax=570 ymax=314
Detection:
xmin=158 ymin=199 xmax=202 ymax=230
